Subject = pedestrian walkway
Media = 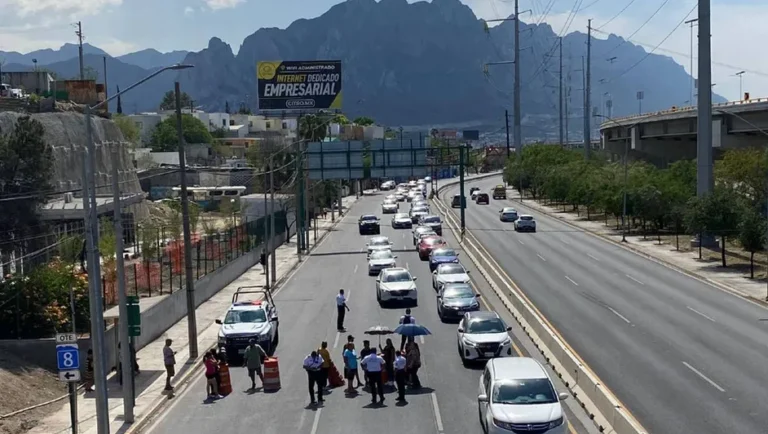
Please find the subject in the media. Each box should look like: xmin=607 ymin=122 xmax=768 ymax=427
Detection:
xmin=510 ymin=191 xmax=768 ymax=303
xmin=28 ymin=193 xmax=364 ymax=434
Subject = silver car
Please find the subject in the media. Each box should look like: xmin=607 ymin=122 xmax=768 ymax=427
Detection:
xmin=392 ymin=212 xmax=413 ymax=229
xmin=499 ymin=207 xmax=519 ymax=222
xmin=376 ymin=268 xmax=418 ymax=306
xmin=514 ymin=215 xmax=536 ymax=232
xmin=432 ymin=263 xmax=471 ymax=291
xmin=412 ymin=226 xmax=437 ymax=245
xmin=368 ymin=250 xmax=397 ymax=276
xmin=382 ymin=199 xmax=399 ymax=214
xmin=367 ymin=236 xmax=393 ymax=254
xmin=410 ymin=206 xmax=430 ymax=223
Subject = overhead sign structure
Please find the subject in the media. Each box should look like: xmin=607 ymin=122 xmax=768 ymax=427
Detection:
xmin=257 ymin=60 xmax=342 ymax=111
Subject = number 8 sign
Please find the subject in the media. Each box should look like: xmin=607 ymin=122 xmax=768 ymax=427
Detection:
xmin=56 ymin=344 xmax=80 ymax=371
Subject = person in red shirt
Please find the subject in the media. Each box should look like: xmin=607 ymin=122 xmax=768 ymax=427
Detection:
xmin=204 ymin=351 xmax=223 ymax=399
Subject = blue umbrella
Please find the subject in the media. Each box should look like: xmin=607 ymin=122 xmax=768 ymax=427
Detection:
xmin=394 ymin=323 xmax=431 ymax=337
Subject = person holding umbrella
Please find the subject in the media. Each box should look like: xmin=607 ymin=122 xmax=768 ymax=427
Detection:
xmin=405 ymin=337 xmax=422 ymax=389
xmin=379 ymin=338 xmax=395 ymax=387
xmin=398 ymin=308 xmax=416 ymax=351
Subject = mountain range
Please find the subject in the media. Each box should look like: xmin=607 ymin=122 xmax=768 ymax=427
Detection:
xmin=0 ymin=0 xmax=723 ymax=133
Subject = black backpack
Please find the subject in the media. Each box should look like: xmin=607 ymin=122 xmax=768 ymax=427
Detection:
xmin=402 ymin=315 xmax=412 ymax=325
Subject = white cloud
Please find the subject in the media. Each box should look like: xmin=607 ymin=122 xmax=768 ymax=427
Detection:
xmin=205 ymin=0 xmax=244 ymax=11
xmin=0 ymin=0 xmax=122 ymax=17
xmin=99 ymin=38 xmax=138 ymax=56
xmin=184 ymin=6 xmax=195 ymax=15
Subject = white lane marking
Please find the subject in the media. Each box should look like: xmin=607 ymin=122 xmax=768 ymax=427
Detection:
xmin=406 ymin=262 xmax=410 ymax=270
xmin=587 ymin=253 xmax=600 ymax=262
xmin=565 ymin=276 xmax=579 ymax=286
xmin=353 ymin=264 xmax=358 ymax=274
xmin=626 ymin=274 xmax=644 ymax=285
xmin=687 ymin=306 xmax=716 ymax=323
xmin=607 ymin=307 xmax=631 ymax=324
xmin=310 ymin=408 xmax=322 ymax=434
xmin=431 ymin=392 xmax=445 ymax=433
xmin=682 ymin=362 xmax=726 ymax=392
xmin=419 ymin=335 xmax=425 ymax=344
xmin=518 ymin=240 xmax=525 ymax=245
xmin=360 ymin=247 xmax=364 ymax=252
xmin=536 ymin=254 xmax=547 ymax=262
xmin=561 ymin=238 xmax=570 ymax=245
xmin=333 ymin=332 xmax=341 ymax=349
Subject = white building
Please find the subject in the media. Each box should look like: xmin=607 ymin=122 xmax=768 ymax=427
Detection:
xmin=128 ymin=113 xmax=168 ymax=145
xmin=193 ymin=112 xmax=230 ymax=132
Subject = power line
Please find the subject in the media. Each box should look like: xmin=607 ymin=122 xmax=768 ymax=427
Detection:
xmin=595 ymin=0 xmax=638 ymax=30
xmin=604 ymin=0 xmax=674 ymax=56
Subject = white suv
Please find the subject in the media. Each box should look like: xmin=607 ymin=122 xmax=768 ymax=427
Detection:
xmin=478 ymin=357 xmax=569 ymax=434
xmin=376 ymin=268 xmax=418 ymax=306
xmin=457 ymin=311 xmax=513 ymax=364
xmin=514 ymin=215 xmax=536 ymax=232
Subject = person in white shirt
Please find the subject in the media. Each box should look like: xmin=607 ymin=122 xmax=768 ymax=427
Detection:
xmin=336 ymin=289 xmax=349 ymax=331
xmin=399 ymin=308 xmax=416 ymax=351
xmin=394 ymin=351 xmax=408 ymax=402
xmin=303 ymin=351 xmax=325 ymax=405
xmin=361 ymin=351 xmax=386 ymax=404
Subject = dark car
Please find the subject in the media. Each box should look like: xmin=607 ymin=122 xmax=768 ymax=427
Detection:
xmin=417 ymin=235 xmax=448 ymax=260
xmin=358 ymin=215 xmax=381 ymax=235
xmin=419 ymin=215 xmax=442 ymax=235
xmin=437 ymin=283 xmax=481 ymax=321
xmin=451 ymin=194 xmax=466 ymax=209
xmin=475 ymin=193 xmax=489 ymax=204
xmin=429 ymin=247 xmax=460 ymax=271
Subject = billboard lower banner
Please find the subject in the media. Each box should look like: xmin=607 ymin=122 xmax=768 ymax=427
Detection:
xmin=257 ymin=60 xmax=342 ymax=111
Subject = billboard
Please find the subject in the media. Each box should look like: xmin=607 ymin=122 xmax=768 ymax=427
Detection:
xmin=257 ymin=60 xmax=342 ymax=111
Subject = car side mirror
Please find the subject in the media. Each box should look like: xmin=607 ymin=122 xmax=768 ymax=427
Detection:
xmin=458 ymin=327 xmax=464 ymax=333
xmin=271 ymin=315 xmax=279 ymax=322
xmin=394 ymin=255 xmax=398 ymax=258
xmin=436 ymin=295 xmax=442 ymax=299
xmin=466 ymin=270 xmax=471 ymax=273
xmin=215 ymin=319 xmax=222 ymax=324
xmin=558 ymin=392 xmax=569 ymax=401
xmin=456 ymin=253 xmax=460 ymax=256
xmin=506 ymin=326 xmax=512 ymax=332
xmin=412 ymin=277 xmax=418 ymax=281
xmin=475 ymin=294 xmax=481 ymax=298
xmin=432 ymin=270 xmax=437 ymax=274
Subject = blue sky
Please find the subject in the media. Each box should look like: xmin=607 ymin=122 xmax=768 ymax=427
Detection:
xmin=0 ymin=0 xmax=766 ymax=101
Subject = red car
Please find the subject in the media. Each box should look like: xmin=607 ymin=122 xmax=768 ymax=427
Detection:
xmin=418 ymin=236 xmax=447 ymax=260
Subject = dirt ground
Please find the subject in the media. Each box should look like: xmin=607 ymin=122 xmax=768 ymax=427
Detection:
xmin=0 ymin=352 xmax=68 ymax=434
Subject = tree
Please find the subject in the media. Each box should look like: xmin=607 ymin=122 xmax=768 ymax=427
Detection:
xmin=353 ymin=116 xmax=375 ymax=126
xmin=246 ymin=137 xmax=295 ymax=188
xmin=333 ymin=114 xmax=351 ymax=125
xmin=299 ymin=114 xmax=327 ymax=142
xmin=237 ymin=105 xmax=252 ymax=115
xmin=159 ymin=90 xmax=192 ymax=111
xmin=150 ymin=114 xmax=213 ymax=151
xmin=738 ymin=208 xmax=766 ymax=278
xmin=225 ymin=101 xmax=231 ymax=114
xmin=113 ymin=114 xmax=140 ymax=144
xmin=0 ymin=116 xmax=54 ymax=250
xmin=684 ymin=188 xmax=742 ymax=267
xmin=716 ymin=147 xmax=768 ymax=209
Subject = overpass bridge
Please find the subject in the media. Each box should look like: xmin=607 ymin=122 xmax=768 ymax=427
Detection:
xmin=599 ymin=99 xmax=768 ymax=166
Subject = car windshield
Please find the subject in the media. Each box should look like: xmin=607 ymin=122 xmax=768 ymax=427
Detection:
xmin=383 ymin=271 xmax=412 ymax=282
xmin=423 ymin=237 xmax=444 ymax=246
xmin=395 ymin=213 xmax=409 ymax=219
xmin=370 ymin=239 xmax=390 ymax=246
xmin=413 ymin=208 xmax=428 ymax=214
xmin=492 ymin=379 xmax=557 ymax=405
xmin=370 ymin=251 xmax=394 ymax=260
xmin=433 ymin=249 xmax=456 ymax=257
xmin=520 ymin=216 xmax=534 ymax=221
xmin=423 ymin=216 xmax=440 ymax=223
xmin=478 ymin=194 xmax=488 ymax=198
xmin=467 ymin=318 xmax=506 ymax=333
xmin=223 ymin=309 xmax=267 ymax=324
xmin=443 ymin=285 xmax=474 ymax=299
xmin=361 ymin=216 xmax=378 ymax=221
xmin=384 ymin=200 xmax=396 ymax=205
xmin=438 ymin=264 xmax=465 ymax=274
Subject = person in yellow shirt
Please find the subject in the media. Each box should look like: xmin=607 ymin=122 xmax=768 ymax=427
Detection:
xmin=318 ymin=341 xmax=332 ymax=390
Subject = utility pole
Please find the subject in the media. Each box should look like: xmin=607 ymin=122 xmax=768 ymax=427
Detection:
xmin=559 ymin=37 xmax=564 ymax=147
xmin=565 ymin=83 xmax=570 ymax=146
xmin=111 ymin=146 xmax=133 ymax=423
xmin=269 ymin=156 xmax=276 ymax=286
xmin=75 ymin=22 xmax=84 ymax=80
xmin=697 ymin=0 xmax=713 ymax=198
xmin=263 ymin=153 xmax=270 ymax=291
xmin=175 ymin=82 xmax=198 ymax=359
xmin=295 ymin=114 xmax=304 ymax=259
xmin=504 ymin=109 xmax=510 ymax=158
xmin=103 ymin=57 xmax=109 ymax=113
xmin=583 ymin=19 xmax=592 ymax=158
xmin=68 ymin=277 xmax=78 ymax=434
xmin=513 ymin=0 xmax=522 ymax=162
xmin=685 ymin=18 xmax=699 ymax=105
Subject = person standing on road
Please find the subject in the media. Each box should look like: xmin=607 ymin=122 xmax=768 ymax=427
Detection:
xmin=399 ymin=309 xmax=416 ymax=351
xmin=83 ymin=349 xmax=94 ymax=392
xmin=343 ymin=340 xmax=362 ymax=392
xmin=361 ymin=350 xmax=385 ymax=404
xmin=359 ymin=340 xmax=374 ymax=390
xmin=394 ymin=350 xmax=407 ymax=402
xmin=405 ymin=338 xmax=422 ymax=389
xmin=318 ymin=341 xmax=332 ymax=390
xmin=336 ymin=289 xmax=349 ymax=332
xmin=163 ymin=339 xmax=176 ymax=391
xmin=303 ymin=350 xmax=325 ymax=405
xmin=204 ymin=351 xmax=223 ymax=399
xmin=244 ymin=339 xmax=266 ymax=390
xmin=379 ymin=338 xmax=395 ymax=387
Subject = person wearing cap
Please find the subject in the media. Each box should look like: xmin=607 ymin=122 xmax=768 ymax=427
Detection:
xmin=303 ymin=350 xmax=325 ymax=405
xmin=336 ymin=289 xmax=349 ymax=331
xmin=244 ymin=339 xmax=266 ymax=390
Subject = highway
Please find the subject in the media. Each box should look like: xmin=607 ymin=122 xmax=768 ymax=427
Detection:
xmin=143 ymin=189 xmax=597 ymax=434
xmin=443 ymin=176 xmax=768 ymax=434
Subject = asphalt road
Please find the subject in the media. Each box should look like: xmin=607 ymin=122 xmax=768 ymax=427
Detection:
xmin=444 ymin=176 xmax=768 ymax=434
xmin=143 ymin=189 xmax=597 ymax=434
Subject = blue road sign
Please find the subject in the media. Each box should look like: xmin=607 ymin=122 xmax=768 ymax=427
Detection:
xmin=56 ymin=344 xmax=80 ymax=371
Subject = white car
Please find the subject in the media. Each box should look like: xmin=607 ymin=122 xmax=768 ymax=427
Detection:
xmin=514 ymin=215 xmax=536 ymax=232
xmin=478 ymin=357 xmax=569 ymax=434
xmin=381 ymin=180 xmax=396 ymax=190
xmin=382 ymin=199 xmax=398 ymax=214
xmin=376 ymin=267 xmax=418 ymax=305
xmin=410 ymin=199 xmax=428 ymax=210
xmin=457 ymin=311 xmax=513 ymax=363
xmin=367 ymin=236 xmax=393 ymax=254
xmin=432 ymin=262 xmax=471 ymax=291
xmin=392 ymin=212 xmax=413 ymax=229
xmin=406 ymin=190 xmax=420 ymax=202
xmin=499 ymin=207 xmax=519 ymax=222
xmin=216 ymin=291 xmax=280 ymax=358
xmin=368 ymin=250 xmax=397 ymax=276
xmin=410 ymin=207 xmax=430 ymax=223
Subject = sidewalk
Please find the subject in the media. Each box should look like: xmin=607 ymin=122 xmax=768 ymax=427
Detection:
xmin=509 ymin=191 xmax=768 ymax=303
xmin=28 ymin=193 xmax=363 ymax=434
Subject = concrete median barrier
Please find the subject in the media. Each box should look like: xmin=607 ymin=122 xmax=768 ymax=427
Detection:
xmin=433 ymin=177 xmax=648 ymax=434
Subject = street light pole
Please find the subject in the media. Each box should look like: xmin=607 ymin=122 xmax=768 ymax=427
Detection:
xmin=685 ymin=18 xmax=699 ymax=106
xmin=735 ymin=71 xmax=745 ymax=100
xmin=175 ymin=81 xmax=199 ymax=360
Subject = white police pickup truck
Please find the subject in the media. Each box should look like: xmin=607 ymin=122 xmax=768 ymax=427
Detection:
xmin=216 ymin=287 xmax=279 ymax=361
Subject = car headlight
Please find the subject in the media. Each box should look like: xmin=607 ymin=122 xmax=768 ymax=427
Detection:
xmin=218 ymin=336 xmax=226 ymax=344
xmin=463 ymin=338 xmax=477 ymax=347
xmin=549 ymin=417 xmax=564 ymax=428
xmin=501 ymin=337 xmax=512 ymax=346
xmin=493 ymin=419 xmax=516 ymax=431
